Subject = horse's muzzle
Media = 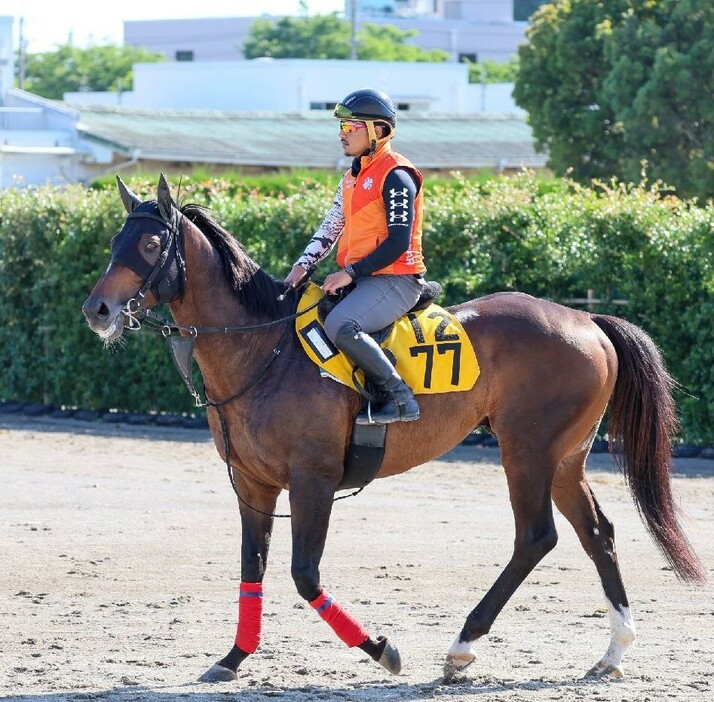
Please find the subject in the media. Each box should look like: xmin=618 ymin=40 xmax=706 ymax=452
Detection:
xmin=82 ymin=294 xmax=126 ymax=341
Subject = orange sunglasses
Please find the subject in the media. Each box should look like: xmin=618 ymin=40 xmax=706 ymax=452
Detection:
xmin=339 ymin=120 xmax=367 ymax=133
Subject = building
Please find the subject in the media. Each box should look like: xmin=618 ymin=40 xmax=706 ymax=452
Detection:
xmin=124 ymin=1 xmax=527 ymax=64
xmin=0 ymin=18 xmax=97 ymax=188
xmin=0 ymin=13 xmax=547 ymax=188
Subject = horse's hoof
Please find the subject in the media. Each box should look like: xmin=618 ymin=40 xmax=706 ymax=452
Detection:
xmin=376 ymin=636 xmax=402 ymax=675
xmin=198 ymin=663 xmax=237 ymax=682
xmin=584 ymin=661 xmax=624 ymax=679
xmin=443 ymin=652 xmax=475 ymax=682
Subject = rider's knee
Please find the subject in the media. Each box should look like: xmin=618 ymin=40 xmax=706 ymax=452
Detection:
xmin=331 ymin=320 xmax=362 ymax=348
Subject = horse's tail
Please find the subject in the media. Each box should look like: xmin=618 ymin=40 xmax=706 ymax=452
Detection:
xmin=592 ymin=314 xmax=706 ymax=584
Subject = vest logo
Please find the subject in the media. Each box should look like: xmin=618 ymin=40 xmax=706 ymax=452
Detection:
xmin=362 ymin=177 xmax=374 ymax=190
xmin=388 ymin=186 xmax=409 ymax=224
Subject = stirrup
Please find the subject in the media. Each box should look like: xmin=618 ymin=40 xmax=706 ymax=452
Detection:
xmin=355 ymin=398 xmax=420 ymax=425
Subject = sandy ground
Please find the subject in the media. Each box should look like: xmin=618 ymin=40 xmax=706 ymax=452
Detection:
xmin=1 ymin=413 xmax=712 ymax=702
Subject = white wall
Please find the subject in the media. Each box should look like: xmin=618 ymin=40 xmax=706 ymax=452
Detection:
xmin=124 ymin=59 xmax=470 ymax=111
xmin=456 ymin=0 xmax=514 ymax=22
xmin=65 ymin=58 xmax=522 ymax=114
xmin=0 ymin=16 xmax=14 ymax=97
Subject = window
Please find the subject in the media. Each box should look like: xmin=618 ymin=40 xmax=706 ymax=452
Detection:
xmin=459 ymin=53 xmax=478 ymax=64
xmin=175 ymin=50 xmax=194 ymax=62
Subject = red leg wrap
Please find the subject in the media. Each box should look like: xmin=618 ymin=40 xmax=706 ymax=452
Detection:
xmin=235 ymin=581 xmax=263 ymax=653
xmin=309 ymin=589 xmax=369 ymax=647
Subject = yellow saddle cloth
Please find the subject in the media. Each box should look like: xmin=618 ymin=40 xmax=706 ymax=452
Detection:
xmin=295 ymin=283 xmax=480 ymax=395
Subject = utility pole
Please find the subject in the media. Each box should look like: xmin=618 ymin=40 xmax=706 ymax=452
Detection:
xmin=349 ymin=0 xmax=357 ymax=60
xmin=18 ymin=17 xmax=26 ymax=89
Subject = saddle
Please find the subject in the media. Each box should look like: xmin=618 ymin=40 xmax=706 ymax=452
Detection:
xmin=317 ymin=279 xmax=443 ymax=345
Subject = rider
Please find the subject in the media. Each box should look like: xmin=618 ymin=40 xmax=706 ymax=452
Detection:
xmin=284 ymin=88 xmax=426 ymax=425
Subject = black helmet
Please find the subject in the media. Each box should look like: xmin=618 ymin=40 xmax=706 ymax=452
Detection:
xmin=334 ymin=88 xmax=397 ymax=131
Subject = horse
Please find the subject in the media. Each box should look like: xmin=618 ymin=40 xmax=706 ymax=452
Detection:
xmin=82 ymin=174 xmax=705 ymax=684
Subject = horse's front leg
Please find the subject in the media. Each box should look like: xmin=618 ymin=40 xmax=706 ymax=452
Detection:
xmin=289 ymin=472 xmax=402 ymax=675
xmin=199 ymin=476 xmax=280 ymax=682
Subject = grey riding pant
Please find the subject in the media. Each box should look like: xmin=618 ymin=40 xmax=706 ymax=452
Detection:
xmin=323 ymin=273 xmax=425 ymax=343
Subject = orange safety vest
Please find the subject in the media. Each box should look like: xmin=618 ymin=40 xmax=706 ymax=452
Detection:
xmin=336 ymin=144 xmax=426 ymax=275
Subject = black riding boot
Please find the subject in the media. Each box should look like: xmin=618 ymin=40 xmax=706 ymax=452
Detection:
xmin=335 ymin=323 xmax=420 ymax=425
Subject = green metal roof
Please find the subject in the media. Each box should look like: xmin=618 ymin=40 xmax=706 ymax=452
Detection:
xmin=72 ymin=106 xmax=546 ymax=171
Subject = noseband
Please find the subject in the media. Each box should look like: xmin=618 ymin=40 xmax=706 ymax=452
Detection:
xmin=112 ymin=208 xmax=186 ymax=309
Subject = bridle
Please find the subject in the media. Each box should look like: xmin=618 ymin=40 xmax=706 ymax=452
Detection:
xmin=113 ymin=208 xmax=187 ymax=322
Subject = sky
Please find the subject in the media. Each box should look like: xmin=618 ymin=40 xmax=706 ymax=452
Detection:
xmin=3 ymin=1 xmax=346 ymax=53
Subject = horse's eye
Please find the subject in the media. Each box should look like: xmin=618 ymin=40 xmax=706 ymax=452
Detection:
xmin=145 ymin=241 xmax=160 ymax=253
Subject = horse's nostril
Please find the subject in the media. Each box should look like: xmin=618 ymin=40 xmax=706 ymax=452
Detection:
xmin=97 ymin=302 xmax=110 ymax=320
xmin=82 ymin=298 xmax=110 ymax=322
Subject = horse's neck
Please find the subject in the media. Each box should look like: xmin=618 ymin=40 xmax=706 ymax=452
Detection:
xmin=167 ymin=224 xmax=283 ymax=398
xmin=169 ymin=223 xmax=253 ymax=330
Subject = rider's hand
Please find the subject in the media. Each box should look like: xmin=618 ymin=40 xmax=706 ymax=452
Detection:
xmin=284 ymin=264 xmax=308 ymax=289
xmin=322 ymin=270 xmax=353 ymax=295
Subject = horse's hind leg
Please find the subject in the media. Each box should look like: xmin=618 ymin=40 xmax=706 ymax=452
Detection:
xmin=445 ymin=447 xmax=559 ymax=679
xmin=199 ymin=478 xmax=281 ymax=683
xmin=288 ymin=471 xmax=402 ymax=675
xmin=551 ymin=451 xmax=636 ymax=678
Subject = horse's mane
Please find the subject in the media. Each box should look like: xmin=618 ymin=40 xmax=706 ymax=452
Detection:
xmin=179 ymin=201 xmax=298 ymax=319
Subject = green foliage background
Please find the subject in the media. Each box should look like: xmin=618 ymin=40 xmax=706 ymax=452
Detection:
xmin=243 ymin=15 xmax=450 ymax=62
xmin=514 ymin=0 xmax=714 ymax=201
xmin=22 ymin=45 xmax=165 ymax=100
xmin=1 ymin=173 xmax=712 ymax=444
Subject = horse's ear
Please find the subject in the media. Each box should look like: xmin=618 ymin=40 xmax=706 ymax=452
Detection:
xmin=116 ymin=175 xmax=142 ymax=213
xmin=157 ymin=173 xmax=175 ymax=221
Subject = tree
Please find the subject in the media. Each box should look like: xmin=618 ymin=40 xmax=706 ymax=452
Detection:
xmin=243 ymin=14 xmax=351 ymax=59
xmin=514 ymin=0 xmax=713 ymax=200
xmin=602 ymin=0 xmax=714 ymax=200
xmin=356 ymin=23 xmax=450 ymax=62
xmin=513 ymin=0 xmax=632 ymax=183
xmin=21 ymin=44 xmax=165 ymax=100
xmin=467 ymin=57 xmax=520 ymax=84
xmin=242 ymin=13 xmax=449 ymax=62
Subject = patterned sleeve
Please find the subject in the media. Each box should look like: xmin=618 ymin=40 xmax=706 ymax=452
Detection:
xmin=294 ymin=177 xmax=346 ymax=269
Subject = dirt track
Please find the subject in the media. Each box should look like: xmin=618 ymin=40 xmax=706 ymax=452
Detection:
xmin=1 ymin=413 xmax=712 ymax=702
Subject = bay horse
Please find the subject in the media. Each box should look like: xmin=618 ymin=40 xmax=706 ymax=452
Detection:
xmin=82 ymin=174 xmax=705 ymax=684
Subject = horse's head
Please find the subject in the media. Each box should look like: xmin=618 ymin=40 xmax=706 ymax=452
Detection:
xmin=82 ymin=174 xmax=186 ymax=342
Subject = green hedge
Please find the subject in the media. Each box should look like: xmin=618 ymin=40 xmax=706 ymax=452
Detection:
xmin=1 ymin=173 xmax=712 ymax=444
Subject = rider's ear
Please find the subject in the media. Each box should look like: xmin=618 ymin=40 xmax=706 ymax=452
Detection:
xmin=157 ymin=173 xmax=175 ymax=222
xmin=116 ymin=175 xmax=142 ymax=213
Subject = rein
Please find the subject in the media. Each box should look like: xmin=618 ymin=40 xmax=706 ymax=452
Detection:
xmin=122 ymin=293 xmax=324 ymax=337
